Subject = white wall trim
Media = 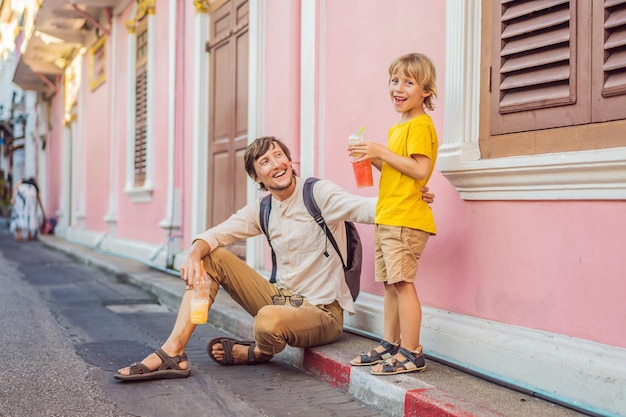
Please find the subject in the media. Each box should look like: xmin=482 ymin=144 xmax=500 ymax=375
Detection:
xmin=124 ymin=12 xmax=137 ymax=199
xmin=317 ymin=0 xmax=326 ymax=178
xmin=65 ymin=227 xmax=164 ymax=268
xmin=246 ymin=0 xmax=267 ymax=270
xmin=104 ymin=15 xmax=119 ymax=227
xmin=440 ymin=146 xmax=626 ymax=200
xmin=299 ymin=0 xmax=316 ymax=179
xmin=76 ymin=60 xmax=86 ymax=227
xmin=57 ymin=124 xmax=72 ymax=234
xmin=347 ymin=292 xmax=626 ymax=417
xmin=191 ymin=8 xmax=210 ymax=237
xmin=144 ymin=12 xmax=156 ymax=193
xmin=159 ymin=0 xmax=180 ymax=232
xmin=440 ymin=0 xmax=626 ymax=201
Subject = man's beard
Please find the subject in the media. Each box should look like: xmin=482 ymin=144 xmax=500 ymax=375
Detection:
xmin=265 ymin=173 xmax=295 ymax=192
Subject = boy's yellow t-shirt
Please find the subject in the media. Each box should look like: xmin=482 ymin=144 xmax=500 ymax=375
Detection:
xmin=375 ymin=114 xmax=438 ymax=234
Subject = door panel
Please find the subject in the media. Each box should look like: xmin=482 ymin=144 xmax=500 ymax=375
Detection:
xmin=207 ymin=0 xmax=248 ymax=259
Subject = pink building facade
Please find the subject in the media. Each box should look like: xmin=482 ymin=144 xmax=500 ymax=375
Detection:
xmin=7 ymin=1 xmax=626 ymax=415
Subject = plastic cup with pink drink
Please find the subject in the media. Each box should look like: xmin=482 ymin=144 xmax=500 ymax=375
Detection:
xmin=348 ymin=126 xmax=373 ymax=188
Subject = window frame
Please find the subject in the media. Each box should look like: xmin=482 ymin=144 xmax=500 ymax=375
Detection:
xmin=88 ymin=36 xmax=106 ymax=91
xmin=438 ymin=0 xmax=626 ymax=200
xmin=134 ymin=18 xmax=148 ymax=187
xmin=124 ymin=2 xmax=155 ymax=203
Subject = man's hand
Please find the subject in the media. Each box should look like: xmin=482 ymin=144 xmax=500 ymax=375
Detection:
xmin=179 ymin=240 xmax=211 ymax=288
xmin=421 ymin=186 xmax=435 ymax=204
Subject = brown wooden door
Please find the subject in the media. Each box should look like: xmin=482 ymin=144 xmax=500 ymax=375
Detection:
xmin=206 ymin=0 xmax=249 ymax=258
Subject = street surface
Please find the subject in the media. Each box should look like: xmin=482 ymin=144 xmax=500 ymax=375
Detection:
xmin=0 ymin=222 xmax=389 ymax=417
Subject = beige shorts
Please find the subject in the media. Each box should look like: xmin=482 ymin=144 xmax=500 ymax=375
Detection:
xmin=374 ymin=224 xmax=430 ymax=284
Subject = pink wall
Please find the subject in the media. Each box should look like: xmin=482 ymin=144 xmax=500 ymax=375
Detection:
xmin=54 ymin=0 xmax=624 ymax=349
xmin=261 ymin=0 xmax=626 ymax=348
xmin=264 ymin=1 xmax=301 ymax=166
xmin=81 ymin=57 xmax=110 ymax=232
xmin=110 ymin=2 xmax=168 ymax=244
xmin=423 ymin=185 xmax=626 ymax=348
xmin=321 ymin=0 xmax=446 ymax=292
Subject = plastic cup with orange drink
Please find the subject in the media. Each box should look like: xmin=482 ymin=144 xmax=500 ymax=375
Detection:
xmin=190 ymin=279 xmax=211 ymax=324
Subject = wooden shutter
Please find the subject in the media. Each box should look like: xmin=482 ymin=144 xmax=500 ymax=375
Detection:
xmin=491 ymin=0 xmax=590 ymax=135
xmin=591 ymin=0 xmax=626 ymax=122
xmin=134 ymin=19 xmax=148 ymax=186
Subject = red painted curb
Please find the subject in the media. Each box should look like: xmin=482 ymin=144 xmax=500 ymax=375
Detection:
xmin=302 ymin=348 xmax=351 ymax=391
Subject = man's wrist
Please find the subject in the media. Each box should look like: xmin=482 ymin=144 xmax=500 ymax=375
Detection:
xmin=190 ymin=239 xmax=210 ymax=258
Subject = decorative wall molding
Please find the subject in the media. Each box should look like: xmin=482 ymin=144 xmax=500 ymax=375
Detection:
xmin=440 ymin=0 xmax=626 ymax=201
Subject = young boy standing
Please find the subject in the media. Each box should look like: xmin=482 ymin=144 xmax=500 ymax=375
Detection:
xmin=349 ymin=53 xmax=438 ymax=375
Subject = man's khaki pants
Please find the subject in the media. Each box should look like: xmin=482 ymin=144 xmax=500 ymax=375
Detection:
xmin=203 ymin=248 xmax=344 ymax=356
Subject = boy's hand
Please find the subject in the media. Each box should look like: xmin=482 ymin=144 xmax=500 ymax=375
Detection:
xmin=421 ymin=186 xmax=435 ymax=204
xmin=348 ymin=141 xmax=387 ymax=161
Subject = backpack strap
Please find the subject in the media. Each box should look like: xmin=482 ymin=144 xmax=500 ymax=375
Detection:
xmin=259 ymin=194 xmax=277 ymax=283
xmin=303 ymin=177 xmax=347 ymax=269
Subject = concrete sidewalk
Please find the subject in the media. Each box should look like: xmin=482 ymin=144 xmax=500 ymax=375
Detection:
xmin=38 ymin=234 xmax=588 ymax=417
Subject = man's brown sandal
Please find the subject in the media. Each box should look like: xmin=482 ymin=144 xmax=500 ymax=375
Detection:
xmin=350 ymin=339 xmax=399 ymax=366
xmin=207 ymin=337 xmax=271 ymax=365
xmin=113 ymin=348 xmax=190 ymax=381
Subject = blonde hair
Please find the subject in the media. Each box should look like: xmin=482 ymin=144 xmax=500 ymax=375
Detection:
xmin=388 ymin=53 xmax=437 ymax=111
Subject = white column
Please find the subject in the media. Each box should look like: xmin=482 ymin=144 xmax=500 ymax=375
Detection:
xmin=23 ymin=91 xmax=37 ymax=179
xmin=55 ymin=122 xmax=72 ymax=235
xmin=144 ymin=11 xmax=156 ymax=191
xmin=74 ymin=69 xmax=86 ymax=228
xmin=299 ymin=0 xmax=316 ymax=178
xmin=246 ymin=0 xmax=267 ymax=269
xmin=124 ymin=23 xmax=137 ymax=193
xmin=191 ymin=5 xmax=210 ymax=237
xmin=438 ymin=0 xmax=481 ymax=171
xmin=104 ymin=16 xmax=119 ymax=232
xmin=159 ymin=0 xmax=180 ymax=235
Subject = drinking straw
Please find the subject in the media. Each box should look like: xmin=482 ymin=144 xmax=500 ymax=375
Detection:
xmin=356 ymin=126 xmax=366 ymax=136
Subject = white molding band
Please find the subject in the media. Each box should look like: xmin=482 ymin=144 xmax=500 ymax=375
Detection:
xmin=440 ymin=0 xmax=626 ymax=201
xmin=440 ymin=146 xmax=626 ymax=200
xmin=347 ymin=292 xmax=626 ymax=417
xmin=65 ymin=227 xmax=165 ymax=268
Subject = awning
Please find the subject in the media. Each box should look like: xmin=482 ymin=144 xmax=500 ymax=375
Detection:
xmin=12 ymin=0 xmax=118 ymax=93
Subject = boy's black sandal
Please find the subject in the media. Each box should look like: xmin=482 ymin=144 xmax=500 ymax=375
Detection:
xmin=370 ymin=347 xmax=426 ymax=375
xmin=350 ymin=339 xmax=399 ymax=366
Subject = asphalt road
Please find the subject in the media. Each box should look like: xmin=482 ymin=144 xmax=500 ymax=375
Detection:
xmin=0 ymin=224 xmax=389 ymax=417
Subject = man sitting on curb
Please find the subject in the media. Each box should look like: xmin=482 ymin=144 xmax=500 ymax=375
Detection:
xmin=115 ymin=136 xmax=434 ymax=381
